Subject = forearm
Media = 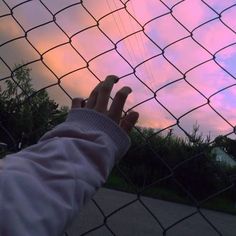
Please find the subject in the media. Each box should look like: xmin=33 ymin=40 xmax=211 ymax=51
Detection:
xmin=0 ymin=109 xmax=130 ymax=236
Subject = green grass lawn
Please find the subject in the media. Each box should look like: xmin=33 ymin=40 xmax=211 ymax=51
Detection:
xmin=105 ymin=172 xmax=236 ymax=215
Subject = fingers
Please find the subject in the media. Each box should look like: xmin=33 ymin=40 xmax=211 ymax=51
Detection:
xmin=94 ymin=75 xmax=118 ymax=112
xmin=120 ymin=111 xmax=139 ymax=133
xmin=86 ymin=82 xmax=102 ymax=109
xmin=72 ymin=75 xmax=138 ymax=133
xmin=108 ymin=86 xmax=132 ymax=123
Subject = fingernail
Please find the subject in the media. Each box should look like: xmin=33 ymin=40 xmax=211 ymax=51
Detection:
xmin=81 ymin=99 xmax=86 ymax=107
xmin=106 ymin=75 xmax=119 ymax=84
xmin=114 ymin=76 xmax=119 ymax=84
xmin=123 ymin=86 xmax=132 ymax=94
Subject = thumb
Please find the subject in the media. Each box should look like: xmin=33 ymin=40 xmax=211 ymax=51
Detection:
xmin=71 ymin=98 xmax=84 ymax=109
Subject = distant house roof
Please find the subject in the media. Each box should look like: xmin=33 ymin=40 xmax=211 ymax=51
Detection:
xmin=212 ymin=147 xmax=236 ymax=167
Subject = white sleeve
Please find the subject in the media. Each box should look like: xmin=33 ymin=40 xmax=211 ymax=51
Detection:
xmin=0 ymin=108 xmax=130 ymax=236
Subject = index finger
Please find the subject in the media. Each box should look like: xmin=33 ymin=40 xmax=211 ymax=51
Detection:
xmin=94 ymin=75 xmax=118 ymax=113
xmin=86 ymin=81 xmax=103 ymax=109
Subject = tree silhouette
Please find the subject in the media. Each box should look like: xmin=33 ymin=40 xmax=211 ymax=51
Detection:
xmin=0 ymin=65 xmax=68 ymax=151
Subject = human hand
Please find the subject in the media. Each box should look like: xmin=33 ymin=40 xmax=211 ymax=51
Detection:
xmin=71 ymin=75 xmax=139 ymax=133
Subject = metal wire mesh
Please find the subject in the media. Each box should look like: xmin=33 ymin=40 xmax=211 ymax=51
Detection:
xmin=0 ymin=0 xmax=236 ymax=235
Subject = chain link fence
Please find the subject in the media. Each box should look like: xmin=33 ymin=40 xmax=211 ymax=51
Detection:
xmin=0 ymin=0 xmax=236 ymax=235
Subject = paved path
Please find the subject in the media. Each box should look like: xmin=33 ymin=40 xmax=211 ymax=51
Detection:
xmin=67 ymin=188 xmax=236 ymax=236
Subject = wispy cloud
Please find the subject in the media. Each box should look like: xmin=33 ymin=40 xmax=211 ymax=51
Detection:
xmin=0 ymin=0 xmax=236 ymax=138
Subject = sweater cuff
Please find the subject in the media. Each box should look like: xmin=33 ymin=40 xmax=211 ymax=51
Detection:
xmin=66 ymin=108 xmax=131 ymax=160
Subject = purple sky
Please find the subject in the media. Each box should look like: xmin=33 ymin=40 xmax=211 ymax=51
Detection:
xmin=0 ymin=0 xmax=236 ymax=139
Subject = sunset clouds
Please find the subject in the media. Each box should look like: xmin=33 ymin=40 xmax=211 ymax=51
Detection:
xmin=0 ymin=0 xmax=236 ymax=139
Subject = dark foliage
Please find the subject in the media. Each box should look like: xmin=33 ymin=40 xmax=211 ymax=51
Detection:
xmin=119 ymin=127 xmax=235 ymax=201
xmin=0 ymin=65 xmax=68 ymax=153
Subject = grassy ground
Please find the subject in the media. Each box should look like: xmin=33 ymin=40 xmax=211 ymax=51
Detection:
xmin=1 ymin=149 xmax=235 ymax=215
xmin=104 ymin=172 xmax=236 ymax=215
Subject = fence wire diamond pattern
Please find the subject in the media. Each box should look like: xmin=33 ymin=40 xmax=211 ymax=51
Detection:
xmin=0 ymin=0 xmax=236 ymax=235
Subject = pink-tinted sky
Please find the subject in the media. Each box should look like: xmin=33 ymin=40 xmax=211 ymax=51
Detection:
xmin=0 ymin=0 xmax=236 ymax=139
